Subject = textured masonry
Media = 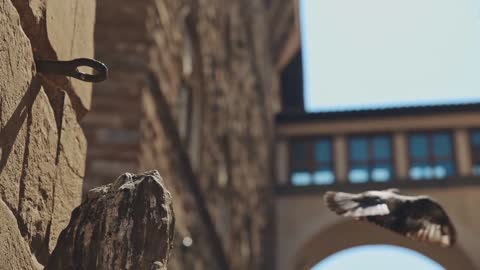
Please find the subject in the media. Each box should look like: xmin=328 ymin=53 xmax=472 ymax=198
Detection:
xmin=82 ymin=1 xmax=282 ymax=269
xmin=46 ymin=171 xmax=175 ymax=270
xmin=0 ymin=0 xmax=94 ymax=266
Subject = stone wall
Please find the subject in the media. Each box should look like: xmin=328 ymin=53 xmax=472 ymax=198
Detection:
xmin=268 ymin=0 xmax=300 ymax=70
xmin=82 ymin=0 xmax=281 ymax=269
xmin=0 ymin=0 xmax=95 ymax=268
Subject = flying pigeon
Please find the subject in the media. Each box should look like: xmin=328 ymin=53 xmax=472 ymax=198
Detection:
xmin=324 ymin=189 xmax=456 ymax=247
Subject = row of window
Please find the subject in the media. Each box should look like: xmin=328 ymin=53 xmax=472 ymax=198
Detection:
xmin=289 ymin=131 xmax=480 ymax=186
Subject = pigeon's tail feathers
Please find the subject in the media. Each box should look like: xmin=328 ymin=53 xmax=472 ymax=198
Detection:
xmin=324 ymin=191 xmax=360 ymax=215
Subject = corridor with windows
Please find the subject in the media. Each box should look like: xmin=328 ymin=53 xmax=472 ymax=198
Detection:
xmin=289 ymin=131 xmax=463 ymax=186
xmin=275 ymin=104 xmax=480 ymax=190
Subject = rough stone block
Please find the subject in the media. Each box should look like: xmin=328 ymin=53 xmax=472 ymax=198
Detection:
xmin=0 ymin=0 xmax=36 ymax=212
xmin=46 ymin=0 xmax=96 ymax=112
xmin=0 ymin=198 xmax=42 ymax=270
xmin=46 ymin=170 xmax=175 ymax=270
xmin=16 ymin=88 xmax=58 ymax=263
xmin=11 ymin=0 xmax=96 ymax=117
xmin=48 ymin=94 xmax=86 ymax=254
xmin=1 ymin=0 xmax=96 ymax=267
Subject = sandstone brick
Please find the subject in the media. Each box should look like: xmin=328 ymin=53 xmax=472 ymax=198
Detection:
xmin=1 ymin=0 xmax=95 ymax=266
xmin=0 ymin=199 xmax=42 ymax=270
xmin=46 ymin=0 xmax=96 ymax=112
xmin=48 ymin=94 xmax=85 ymax=254
xmin=0 ymin=0 xmax=36 ymax=211
xmin=11 ymin=0 xmax=95 ymax=118
xmin=16 ymin=88 xmax=58 ymax=263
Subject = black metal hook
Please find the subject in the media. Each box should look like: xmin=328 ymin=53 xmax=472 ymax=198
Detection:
xmin=35 ymin=58 xmax=108 ymax=83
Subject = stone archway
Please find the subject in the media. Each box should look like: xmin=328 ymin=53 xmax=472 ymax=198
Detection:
xmin=292 ymin=220 xmax=475 ymax=270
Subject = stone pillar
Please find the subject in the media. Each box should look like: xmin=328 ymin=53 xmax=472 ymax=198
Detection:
xmin=455 ymin=129 xmax=472 ymax=177
xmin=394 ymin=132 xmax=409 ymax=180
xmin=334 ymin=136 xmax=348 ymax=182
xmin=275 ymin=139 xmax=289 ymax=185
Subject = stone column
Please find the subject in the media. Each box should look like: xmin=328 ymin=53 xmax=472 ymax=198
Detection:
xmin=455 ymin=129 xmax=472 ymax=177
xmin=275 ymin=139 xmax=290 ymax=185
xmin=394 ymin=132 xmax=409 ymax=180
xmin=334 ymin=136 xmax=348 ymax=182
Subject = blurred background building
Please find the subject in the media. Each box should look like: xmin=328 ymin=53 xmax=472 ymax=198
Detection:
xmin=80 ymin=0 xmax=480 ymax=270
xmin=82 ymin=1 xmax=283 ymax=269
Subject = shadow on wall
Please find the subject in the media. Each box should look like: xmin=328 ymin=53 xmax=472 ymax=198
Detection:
xmin=292 ymin=220 xmax=475 ymax=270
xmin=0 ymin=73 xmax=71 ymax=176
xmin=0 ymin=75 xmax=42 ymax=175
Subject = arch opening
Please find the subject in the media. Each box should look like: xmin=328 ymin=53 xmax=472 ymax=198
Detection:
xmin=291 ymin=220 xmax=475 ymax=270
xmin=310 ymin=244 xmax=444 ymax=270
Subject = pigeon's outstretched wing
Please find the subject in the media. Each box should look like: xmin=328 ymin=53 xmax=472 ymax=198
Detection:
xmin=324 ymin=191 xmax=390 ymax=218
xmin=323 ymin=190 xmax=456 ymax=248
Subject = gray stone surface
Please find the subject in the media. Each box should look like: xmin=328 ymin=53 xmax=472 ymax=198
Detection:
xmin=46 ymin=171 xmax=175 ymax=270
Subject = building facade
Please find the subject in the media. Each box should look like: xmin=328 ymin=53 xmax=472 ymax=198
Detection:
xmin=81 ymin=0 xmax=289 ymax=269
xmin=79 ymin=0 xmax=480 ymax=269
xmin=275 ymin=104 xmax=480 ymax=270
xmin=266 ymin=2 xmax=480 ymax=269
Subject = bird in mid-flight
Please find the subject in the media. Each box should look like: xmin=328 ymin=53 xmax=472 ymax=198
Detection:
xmin=324 ymin=189 xmax=456 ymax=247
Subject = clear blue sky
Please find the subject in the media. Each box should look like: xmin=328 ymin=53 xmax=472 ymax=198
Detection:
xmin=310 ymin=245 xmax=445 ymax=270
xmin=300 ymin=0 xmax=480 ymax=112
